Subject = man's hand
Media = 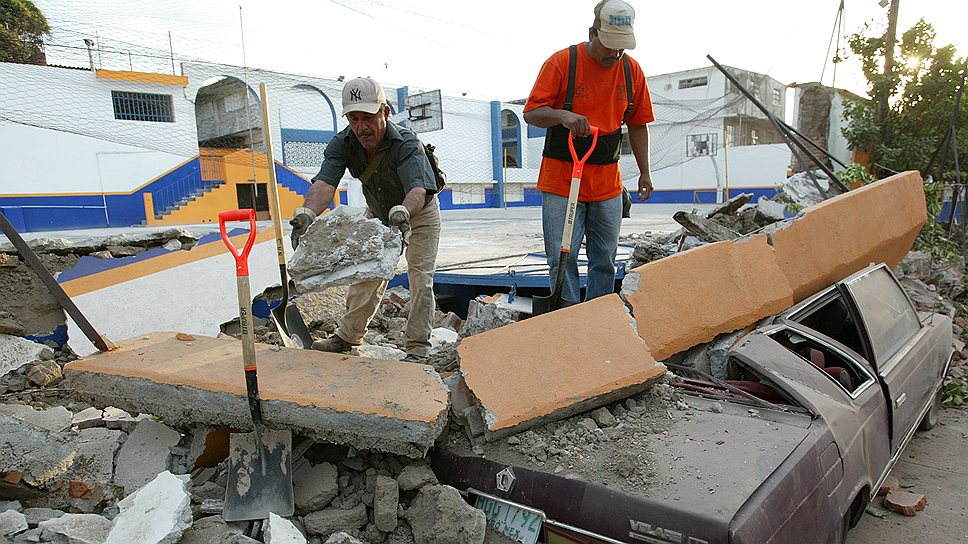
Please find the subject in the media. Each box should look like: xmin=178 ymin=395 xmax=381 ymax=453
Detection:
xmin=637 ymin=173 xmax=654 ymax=201
xmin=388 ymin=204 xmax=411 ymax=244
xmin=561 ymin=112 xmax=591 ymax=138
xmin=289 ymin=207 xmax=316 ymax=249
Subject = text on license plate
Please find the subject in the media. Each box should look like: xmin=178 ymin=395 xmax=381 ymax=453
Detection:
xmin=473 ymin=495 xmax=542 ymax=544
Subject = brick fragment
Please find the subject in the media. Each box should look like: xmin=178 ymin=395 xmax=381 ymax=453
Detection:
xmin=68 ymin=481 xmax=93 ymax=500
xmin=175 ymin=333 xmax=195 ymax=341
xmin=878 ymin=475 xmax=900 ymax=496
xmin=884 ymin=491 xmax=927 ymax=516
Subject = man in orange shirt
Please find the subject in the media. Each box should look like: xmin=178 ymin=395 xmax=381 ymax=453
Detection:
xmin=523 ymin=0 xmax=654 ymax=304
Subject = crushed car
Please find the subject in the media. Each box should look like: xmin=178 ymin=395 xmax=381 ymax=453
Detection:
xmin=433 ymin=263 xmax=953 ymax=544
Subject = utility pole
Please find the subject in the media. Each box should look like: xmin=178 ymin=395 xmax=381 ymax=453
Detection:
xmin=877 ymin=0 xmax=900 ymax=149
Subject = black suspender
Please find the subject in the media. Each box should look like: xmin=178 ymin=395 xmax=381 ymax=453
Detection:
xmin=562 ymin=44 xmax=634 ymax=124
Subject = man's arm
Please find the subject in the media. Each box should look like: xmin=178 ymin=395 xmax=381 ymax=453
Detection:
xmin=523 ymin=106 xmax=592 ymax=138
xmin=400 ymin=187 xmax=427 ymax=217
xmin=628 ymin=124 xmax=653 ymax=200
xmin=303 ymin=180 xmax=337 ymax=215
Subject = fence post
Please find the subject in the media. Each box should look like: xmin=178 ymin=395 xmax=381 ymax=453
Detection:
xmin=143 ymin=193 xmax=156 ymax=225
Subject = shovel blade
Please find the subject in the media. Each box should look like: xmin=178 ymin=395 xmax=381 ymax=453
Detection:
xmin=223 ymin=428 xmax=294 ymax=521
xmin=270 ymin=302 xmax=311 ymax=349
xmin=531 ymin=292 xmax=578 ymax=316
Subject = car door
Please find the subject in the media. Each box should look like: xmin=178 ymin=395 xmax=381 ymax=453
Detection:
xmin=838 ymin=265 xmax=930 ymax=453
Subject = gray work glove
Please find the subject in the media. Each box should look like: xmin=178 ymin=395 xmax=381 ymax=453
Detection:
xmin=289 ymin=207 xmax=316 ymax=249
xmin=388 ymin=205 xmax=411 ymax=245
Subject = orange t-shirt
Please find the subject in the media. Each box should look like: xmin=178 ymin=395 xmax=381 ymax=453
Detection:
xmin=524 ymin=43 xmax=654 ymax=202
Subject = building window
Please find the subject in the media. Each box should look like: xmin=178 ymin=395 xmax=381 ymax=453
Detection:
xmin=678 ymin=76 xmax=708 ymax=89
xmin=772 ymin=88 xmax=782 ymax=106
xmin=501 ymin=109 xmax=521 ymax=169
xmin=112 ymin=91 xmax=174 ymax=122
xmin=686 ymin=133 xmax=718 ymax=157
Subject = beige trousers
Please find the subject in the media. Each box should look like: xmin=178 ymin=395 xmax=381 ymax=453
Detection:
xmin=334 ymin=198 xmax=441 ymax=356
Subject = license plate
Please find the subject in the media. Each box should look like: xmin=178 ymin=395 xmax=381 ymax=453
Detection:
xmin=473 ymin=494 xmax=543 ymax=544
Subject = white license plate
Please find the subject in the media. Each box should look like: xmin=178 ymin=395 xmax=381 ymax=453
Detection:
xmin=473 ymin=494 xmax=543 ymax=544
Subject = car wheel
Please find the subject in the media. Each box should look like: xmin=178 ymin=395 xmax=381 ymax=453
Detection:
xmin=832 ymin=510 xmax=850 ymax=544
xmin=918 ymin=389 xmax=942 ymax=431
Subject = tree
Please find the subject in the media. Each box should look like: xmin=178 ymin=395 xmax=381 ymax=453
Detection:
xmin=0 ymin=0 xmax=50 ymax=65
xmin=842 ymin=18 xmax=966 ymax=179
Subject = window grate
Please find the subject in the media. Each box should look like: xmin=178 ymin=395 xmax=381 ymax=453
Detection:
xmin=111 ymin=91 xmax=174 ymax=122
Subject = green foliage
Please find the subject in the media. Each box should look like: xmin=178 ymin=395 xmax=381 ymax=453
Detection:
xmin=841 ymin=19 xmax=966 ymax=178
xmin=0 ymin=0 xmax=50 ymax=64
xmin=837 ymin=162 xmax=875 ymax=186
xmin=942 ymin=376 xmax=968 ymax=408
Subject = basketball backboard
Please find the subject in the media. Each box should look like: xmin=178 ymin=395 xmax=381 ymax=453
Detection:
xmin=404 ymin=89 xmax=443 ymax=133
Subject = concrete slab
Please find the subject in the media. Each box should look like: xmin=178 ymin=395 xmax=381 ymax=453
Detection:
xmin=457 ymin=295 xmax=665 ymax=439
xmin=113 ymin=420 xmax=181 ymax=495
xmin=104 ymin=471 xmax=192 ymax=544
xmin=0 ymin=334 xmax=47 ymax=376
xmin=58 ymin=227 xmax=281 ymax=357
xmin=623 ymin=235 xmax=795 ymax=361
xmin=64 ymin=332 xmax=449 ymax=457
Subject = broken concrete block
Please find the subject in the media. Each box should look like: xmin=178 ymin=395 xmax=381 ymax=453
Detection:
xmin=0 ymin=310 xmax=26 ymax=337
xmin=265 ymin=513 xmax=307 ymax=544
xmin=373 ymin=476 xmax=399 ymax=532
xmin=0 ymin=413 xmax=76 ymax=487
xmin=0 ymin=502 xmax=21 ymax=514
xmin=351 ymin=345 xmax=406 ymax=361
xmin=71 ymin=407 xmax=103 ymax=430
xmin=325 ymin=533 xmax=363 ymax=544
xmin=66 ymin=333 xmax=449 ymax=458
xmin=673 ymin=211 xmax=740 ymax=242
xmin=459 ymin=295 xmax=666 ymax=439
xmin=0 ymin=334 xmax=47 ymax=377
xmin=38 ymin=513 xmax=111 ymax=544
xmin=459 ymin=297 xmax=522 ymax=338
xmin=397 ymin=464 xmax=438 ymax=492
xmin=25 ymin=361 xmax=62 ymax=387
xmin=0 ymin=405 xmax=72 ymax=433
xmin=407 ymin=485 xmax=485 ymax=544
xmin=755 ymin=197 xmax=787 ymax=224
xmin=429 ymin=328 xmax=458 ymax=353
xmin=0 ymin=510 xmax=27 ymax=537
xmin=102 ymin=407 xmax=148 ymax=433
xmin=707 ymin=193 xmax=754 ymax=219
xmin=22 ymin=508 xmax=63 ymax=528
xmin=884 ymin=491 xmax=927 ymax=516
xmin=104 ymin=471 xmax=191 ymax=544
xmin=113 ymin=420 xmax=181 ymax=495
xmin=589 ymin=407 xmax=617 ymax=428
xmin=67 ymin=427 xmax=123 ymax=483
xmin=294 ymin=463 xmax=338 ymax=514
xmin=178 ymin=515 xmax=241 ymax=543
xmin=288 ymin=207 xmax=402 ymax=293
xmin=303 ymin=503 xmax=368 ymax=537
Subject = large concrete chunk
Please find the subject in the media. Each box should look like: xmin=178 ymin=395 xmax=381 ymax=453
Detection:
xmin=288 ymin=207 xmax=402 ymax=293
xmin=104 ymin=471 xmax=192 ymax=544
xmin=65 ymin=332 xmax=449 ymax=457
xmin=458 ymin=295 xmax=665 ymax=439
xmin=623 ymin=234 xmax=795 ymax=361
xmin=38 ymin=513 xmax=112 ymax=544
xmin=0 ymin=413 xmax=76 ymax=487
xmin=0 ymin=334 xmax=47 ymax=376
xmin=113 ymin=420 xmax=181 ymax=495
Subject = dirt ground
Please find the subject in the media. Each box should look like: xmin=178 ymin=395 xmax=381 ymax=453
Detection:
xmin=850 ymin=405 xmax=968 ymax=544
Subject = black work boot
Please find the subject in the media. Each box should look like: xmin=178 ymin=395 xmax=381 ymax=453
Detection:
xmin=311 ymin=334 xmax=354 ymax=353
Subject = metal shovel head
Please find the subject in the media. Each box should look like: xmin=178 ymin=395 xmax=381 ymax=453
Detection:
xmin=284 ymin=304 xmax=312 ymax=349
xmin=531 ymin=292 xmax=578 ymax=316
xmin=223 ymin=428 xmax=294 ymax=521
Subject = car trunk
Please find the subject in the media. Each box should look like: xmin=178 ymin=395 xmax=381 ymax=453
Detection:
xmin=433 ymin=395 xmax=813 ymax=544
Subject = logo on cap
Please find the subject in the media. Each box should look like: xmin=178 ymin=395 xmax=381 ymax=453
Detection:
xmin=609 ymin=14 xmax=632 ymax=27
xmin=349 ymin=88 xmax=362 ymax=102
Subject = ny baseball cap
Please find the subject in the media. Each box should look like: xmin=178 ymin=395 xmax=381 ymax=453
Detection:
xmin=593 ymin=0 xmax=636 ymax=50
xmin=341 ymin=77 xmax=387 ymax=116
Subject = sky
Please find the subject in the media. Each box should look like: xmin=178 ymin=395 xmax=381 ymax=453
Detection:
xmin=34 ymin=0 xmax=967 ymax=102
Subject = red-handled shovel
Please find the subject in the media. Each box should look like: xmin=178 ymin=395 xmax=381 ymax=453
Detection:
xmin=218 ymin=209 xmax=294 ymax=522
xmin=533 ymin=126 xmax=600 ymax=316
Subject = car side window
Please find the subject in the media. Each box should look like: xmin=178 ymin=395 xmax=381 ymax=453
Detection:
xmin=844 ymin=267 xmax=921 ymax=364
xmin=790 ymin=294 xmax=866 ymax=358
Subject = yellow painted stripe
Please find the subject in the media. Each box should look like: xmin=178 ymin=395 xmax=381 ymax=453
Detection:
xmin=96 ymin=69 xmax=189 ymax=87
xmin=61 ymin=228 xmax=276 ymax=297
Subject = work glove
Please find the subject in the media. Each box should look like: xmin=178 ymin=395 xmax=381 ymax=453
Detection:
xmin=289 ymin=207 xmax=316 ymax=249
xmin=388 ymin=204 xmax=411 ymax=246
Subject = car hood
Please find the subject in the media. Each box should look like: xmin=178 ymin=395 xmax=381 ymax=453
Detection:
xmin=434 ymin=395 xmax=813 ymax=543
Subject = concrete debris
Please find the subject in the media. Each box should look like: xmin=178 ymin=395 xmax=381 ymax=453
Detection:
xmin=324 ymin=532 xmax=363 ymax=544
xmin=38 ymin=513 xmax=112 ymax=544
xmin=265 ymin=512 xmax=307 ymax=544
xmin=775 ymin=169 xmax=844 ymax=207
xmin=896 ymin=251 xmax=966 ymax=300
xmin=303 ymin=503 xmax=367 ymax=537
xmin=25 ymin=360 xmax=62 ymax=387
xmin=0 ymin=510 xmax=27 ymax=537
xmin=101 ymin=407 xmax=148 ymax=433
xmin=113 ymin=420 xmax=181 ymax=495
xmin=754 ymin=197 xmax=787 ymax=224
xmin=0 ymin=413 xmax=76 ymax=487
xmin=373 ymin=475 xmax=399 ymax=532
xmin=627 ymin=235 xmax=676 ymax=270
xmin=0 ymin=229 xmax=198 ymax=257
xmin=293 ymin=462 xmax=339 ymax=514
xmin=406 ymin=484 xmax=486 ymax=544
xmin=104 ymin=471 xmax=191 ymax=544
xmin=177 ymin=514 xmax=242 ymax=543
xmin=66 ymin=428 xmax=122 ymax=483
xmin=0 ymin=404 xmax=71 ymax=433
xmin=0 ymin=310 xmax=27 ymax=337
xmin=396 ymin=464 xmax=439 ymax=492
xmin=351 ymin=344 xmax=406 ymax=361
xmin=0 ymin=335 xmax=48 ymax=377
xmin=460 ymin=296 xmax=525 ymax=338
xmin=707 ymin=193 xmax=753 ymax=219
xmin=429 ymin=327 xmax=459 ymax=353
xmin=673 ymin=210 xmax=740 ymax=242
xmin=288 ymin=207 xmax=402 ymax=293
xmin=70 ymin=407 xmax=103 ymax=430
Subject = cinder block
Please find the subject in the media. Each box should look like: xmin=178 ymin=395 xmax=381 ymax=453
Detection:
xmin=64 ymin=333 xmax=449 ymax=458
xmin=625 ymin=235 xmax=794 ymax=361
xmin=457 ymin=294 xmax=665 ymax=440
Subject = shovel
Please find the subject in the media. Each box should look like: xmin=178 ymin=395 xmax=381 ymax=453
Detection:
xmin=533 ymin=126 xmax=599 ymax=316
xmin=258 ymin=82 xmax=312 ymax=349
xmin=218 ymin=209 xmax=294 ymax=522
